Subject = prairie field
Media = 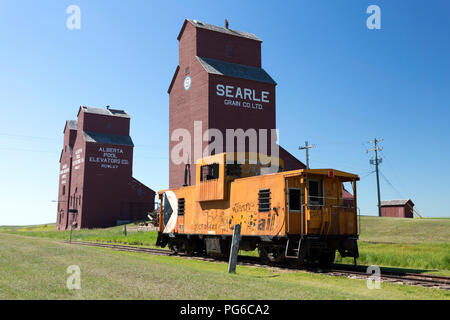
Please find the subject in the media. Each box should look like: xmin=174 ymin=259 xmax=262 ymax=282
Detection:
xmin=0 ymin=233 xmax=448 ymax=300
xmin=2 ymin=216 xmax=449 ymax=273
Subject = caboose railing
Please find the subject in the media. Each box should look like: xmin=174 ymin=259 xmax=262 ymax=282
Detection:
xmin=303 ymin=204 xmax=357 ymax=236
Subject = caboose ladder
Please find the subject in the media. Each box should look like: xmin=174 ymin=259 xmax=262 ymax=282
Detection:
xmin=285 ymin=238 xmax=301 ymax=259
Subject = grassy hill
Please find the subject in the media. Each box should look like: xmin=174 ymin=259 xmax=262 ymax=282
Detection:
xmin=359 ymin=216 xmax=450 ymax=244
xmin=335 ymin=216 xmax=450 ymax=272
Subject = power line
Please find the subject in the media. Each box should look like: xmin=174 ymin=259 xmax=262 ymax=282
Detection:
xmin=366 ymin=138 xmax=383 ymax=217
xmin=378 ymin=149 xmax=416 ymax=202
xmin=378 ymin=149 xmax=409 ymax=193
xmin=0 ymin=147 xmax=58 ymax=154
xmin=379 ymin=170 xmax=403 ymax=198
xmin=135 ymin=144 xmax=166 ymax=148
xmin=0 ymin=133 xmax=58 ymax=141
xmin=310 ymin=158 xmax=368 ymax=173
xmin=360 ymin=170 xmax=376 ymax=180
xmin=379 ymin=169 xmax=423 ymax=218
xmin=0 ymin=147 xmax=168 ymax=159
xmin=0 ymin=133 xmax=166 ymax=149
xmin=299 ymin=141 xmax=315 ymax=169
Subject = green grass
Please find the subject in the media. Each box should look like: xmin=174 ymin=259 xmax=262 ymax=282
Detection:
xmin=358 ymin=216 xmax=450 ymax=244
xmin=1 ymin=223 xmax=160 ymax=247
xmin=346 ymin=216 xmax=450 ymax=273
xmin=336 ymin=242 xmax=450 ymax=271
xmin=240 ymin=216 xmax=450 ymax=272
xmin=0 ymin=233 xmax=448 ymax=300
xmin=1 ymin=216 xmax=449 ymax=273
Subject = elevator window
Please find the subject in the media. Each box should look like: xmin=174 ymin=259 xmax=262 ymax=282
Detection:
xmin=226 ymin=46 xmax=233 ymax=57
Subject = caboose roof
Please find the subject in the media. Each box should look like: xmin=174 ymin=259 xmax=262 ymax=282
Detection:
xmin=283 ymin=168 xmax=359 ymax=181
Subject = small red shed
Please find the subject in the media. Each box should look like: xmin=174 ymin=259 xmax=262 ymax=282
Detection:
xmin=342 ymin=188 xmax=355 ymax=208
xmin=381 ymin=199 xmax=415 ymax=218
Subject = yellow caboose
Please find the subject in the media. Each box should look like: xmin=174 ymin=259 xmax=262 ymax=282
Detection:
xmin=156 ymin=152 xmax=359 ymax=266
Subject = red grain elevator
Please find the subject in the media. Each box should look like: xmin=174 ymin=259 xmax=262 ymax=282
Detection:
xmin=168 ymin=19 xmax=305 ymax=189
xmin=56 ymin=106 xmax=155 ymax=230
xmin=381 ymin=200 xmax=415 ymax=218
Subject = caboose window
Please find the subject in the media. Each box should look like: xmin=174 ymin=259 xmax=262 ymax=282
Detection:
xmin=289 ymin=189 xmax=301 ymax=211
xmin=200 ymin=163 xmax=219 ymax=181
xmin=258 ymin=189 xmax=271 ymax=212
xmin=308 ymin=180 xmax=324 ymax=205
xmin=226 ymin=162 xmax=241 ymax=177
xmin=178 ymin=198 xmax=185 ymax=216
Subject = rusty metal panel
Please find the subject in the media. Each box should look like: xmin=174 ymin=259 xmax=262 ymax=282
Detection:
xmin=198 ymin=179 xmax=224 ymax=201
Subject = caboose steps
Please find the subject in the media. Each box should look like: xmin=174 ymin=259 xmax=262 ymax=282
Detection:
xmin=284 ymin=238 xmax=300 ymax=259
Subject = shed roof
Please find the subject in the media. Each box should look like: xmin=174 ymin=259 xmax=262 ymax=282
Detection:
xmin=83 ymin=131 xmax=134 ymax=147
xmin=179 ymin=19 xmax=262 ymax=42
xmin=197 ymin=56 xmax=276 ymax=84
xmin=381 ymin=199 xmax=414 ymax=207
xmin=80 ymin=106 xmax=130 ymax=118
xmin=342 ymin=188 xmax=354 ymax=199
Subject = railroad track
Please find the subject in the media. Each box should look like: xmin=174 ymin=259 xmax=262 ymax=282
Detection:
xmin=64 ymin=241 xmax=173 ymax=256
xmin=323 ymin=268 xmax=450 ymax=290
xmin=65 ymin=240 xmax=450 ymax=290
xmin=327 ymin=264 xmax=450 ymax=287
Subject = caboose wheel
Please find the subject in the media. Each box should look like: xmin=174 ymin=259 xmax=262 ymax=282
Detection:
xmin=318 ymin=250 xmax=336 ymax=267
xmin=297 ymin=244 xmax=308 ymax=265
xmin=259 ymin=245 xmax=285 ymax=263
xmin=258 ymin=246 xmax=270 ymax=264
xmin=258 ymin=245 xmax=285 ymax=263
xmin=185 ymin=240 xmax=196 ymax=256
xmin=168 ymin=240 xmax=179 ymax=254
xmin=268 ymin=247 xmax=285 ymax=263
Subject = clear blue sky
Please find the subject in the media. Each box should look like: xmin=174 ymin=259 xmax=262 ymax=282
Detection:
xmin=0 ymin=0 xmax=449 ymax=225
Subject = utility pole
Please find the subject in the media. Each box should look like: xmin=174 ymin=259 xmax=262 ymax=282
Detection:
xmin=367 ymin=138 xmax=383 ymax=217
xmin=299 ymin=141 xmax=315 ymax=169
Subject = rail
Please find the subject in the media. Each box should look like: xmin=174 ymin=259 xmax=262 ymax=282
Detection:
xmin=66 ymin=240 xmax=450 ymax=290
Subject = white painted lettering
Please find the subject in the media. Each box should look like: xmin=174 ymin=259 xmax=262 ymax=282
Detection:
xmin=216 ymin=84 xmax=225 ymax=96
